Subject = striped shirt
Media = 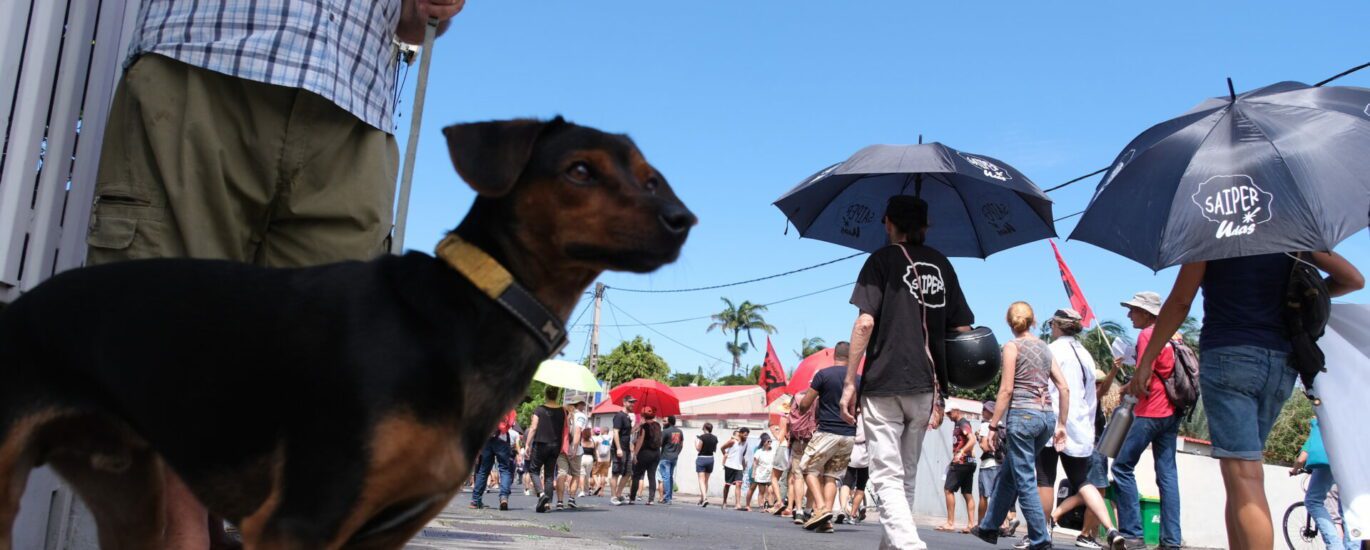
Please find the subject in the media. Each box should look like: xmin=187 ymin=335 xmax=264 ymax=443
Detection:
xmin=127 ymin=0 xmax=403 ymax=132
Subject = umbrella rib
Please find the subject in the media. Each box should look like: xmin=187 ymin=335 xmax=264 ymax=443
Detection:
xmin=1236 ymin=105 xmax=1328 ymax=251
xmin=1152 ymin=105 xmax=1234 ymax=268
xmin=933 ymin=173 xmax=990 ymax=257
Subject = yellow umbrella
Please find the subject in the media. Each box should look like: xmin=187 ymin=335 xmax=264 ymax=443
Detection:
xmin=533 ymin=360 xmax=604 ymax=393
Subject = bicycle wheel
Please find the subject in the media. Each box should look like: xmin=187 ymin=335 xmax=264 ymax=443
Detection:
xmin=1283 ymin=502 xmax=1325 ymax=550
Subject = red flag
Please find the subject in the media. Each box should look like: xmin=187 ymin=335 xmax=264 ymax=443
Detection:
xmin=759 ymin=337 xmax=788 ymax=404
xmin=1051 ymin=240 xmax=1096 ymax=327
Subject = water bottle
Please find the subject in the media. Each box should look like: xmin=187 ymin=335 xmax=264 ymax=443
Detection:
xmin=1096 ymin=395 xmax=1137 ymax=458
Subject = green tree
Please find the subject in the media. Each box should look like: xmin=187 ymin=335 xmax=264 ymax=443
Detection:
xmin=667 ymin=367 xmax=712 ymax=387
xmin=1264 ymin=394 xmax=1314 ymax=465
xmin=707 ymin=298 xmax=778 ymax=376
xmin=516 ymin=379 xmax=551 ymax=428
xmin=598 ymin=336 xmax=670 ymax=388
xmin=793 ymin=337 xmax=827 ymax=361
xmin=715 ymin=365 xmax=761 ymax=386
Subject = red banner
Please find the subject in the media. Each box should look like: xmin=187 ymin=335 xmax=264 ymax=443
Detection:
xmin=759 ymin=337 xmax=789 ymax=404
xmin=1051 ymin=240 xmax=1096 ymax=327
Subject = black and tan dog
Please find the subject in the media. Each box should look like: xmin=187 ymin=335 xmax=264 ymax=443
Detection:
xmin=0 ymin=117 xmax=694 ymax=549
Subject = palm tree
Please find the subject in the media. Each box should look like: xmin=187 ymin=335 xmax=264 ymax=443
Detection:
xmin=794 ymin=337 xmax=827 ymax=361
xmin=707 ymin=298 xmax=778 ymax=376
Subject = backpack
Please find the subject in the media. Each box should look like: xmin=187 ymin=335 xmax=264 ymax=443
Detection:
xmin=1283 ymin=253 xmax=1332 ymax=394
xmin=1162 ymin=340 xmax=1200 ymax=417
xmin=787 ymin=395 xmax=818 ymax=441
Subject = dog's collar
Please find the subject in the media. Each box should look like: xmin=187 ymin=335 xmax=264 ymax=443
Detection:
xmin=435 ymin=235 xmax=568 ymax=358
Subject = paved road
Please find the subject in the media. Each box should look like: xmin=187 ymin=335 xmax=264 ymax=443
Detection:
xmin=407 ymin=490 xmax=1065 ymax=549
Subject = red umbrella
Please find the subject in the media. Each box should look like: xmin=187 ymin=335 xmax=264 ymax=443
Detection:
xmin=609 ymin=378 xmax=681 ymax=417
xmin=785 ymin=348 xmax=865 ymax=397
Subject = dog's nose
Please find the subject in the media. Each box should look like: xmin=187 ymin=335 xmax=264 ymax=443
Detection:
xmin=658 ymin=204 xmax=697 ymax=235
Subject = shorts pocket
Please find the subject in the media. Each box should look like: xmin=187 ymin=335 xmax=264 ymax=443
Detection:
xmin=86 ymin=216 xmax=137 ymax=250
xmin=1202 ymin=347 xmax=1266 ymax=396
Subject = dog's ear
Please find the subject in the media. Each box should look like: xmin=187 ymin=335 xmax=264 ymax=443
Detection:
xmin=443 ymin=119 xmax=555 ymax=197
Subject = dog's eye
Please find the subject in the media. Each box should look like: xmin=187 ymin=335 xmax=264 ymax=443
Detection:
xmin=566 ymin=162 xmax=593 ymax=184
xmin=644 ymin=177 xmax=660 ymax=192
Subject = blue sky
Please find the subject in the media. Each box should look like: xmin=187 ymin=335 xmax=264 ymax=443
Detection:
xmin=396 ymin=2 xmax=1370 ymax=378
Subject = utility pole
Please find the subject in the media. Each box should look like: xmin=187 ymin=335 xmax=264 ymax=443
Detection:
xmin=588 ymin=283 xmax=604 ymax=375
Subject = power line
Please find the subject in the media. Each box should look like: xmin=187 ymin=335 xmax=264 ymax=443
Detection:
xmin=1055 ymin=210 xmax=1085 ymax=222
xmin=606 ymin=252 xmax=865 ymax=293
xmin=1043 ymin=167 xmax=1109 ymax=193
xmin=602 ymin=296 xmax=730 ymax=365
xmin=597 ymin=280 xmax=855 ymax=328
xmin=1315 ymin=60 xmax=1370 ymax=87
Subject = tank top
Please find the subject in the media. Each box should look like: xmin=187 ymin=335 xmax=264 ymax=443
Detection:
xmin=1010 ymin=337 xmax=1054 ymax=411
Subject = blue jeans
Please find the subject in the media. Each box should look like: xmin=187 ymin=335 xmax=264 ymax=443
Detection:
xmin=658 ymin=457 xmax=678 ymax=503
xmin=1111 ymin=415 xmax=1181 ymax=546
xmin=978 ymin=409 xmax=1054 ymax=548
xmin=1306 ymin=467 xmax=1358 ymax=550
xmin=471 ymin=436 xmax=514 ymax=506
xmin=1200 ymin=345 xmax=1296 ymax=461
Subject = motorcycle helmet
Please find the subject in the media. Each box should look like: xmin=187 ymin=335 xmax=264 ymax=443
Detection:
xmin=945 ymin=326 xmax=1000 ymax=389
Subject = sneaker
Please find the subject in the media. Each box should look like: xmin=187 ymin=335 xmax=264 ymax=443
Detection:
xmin=468 ymin=502 xmax=483 ymax=509
xmin=1074 ymin=534 xmax=1102 ymax=549
xmin=803 ymin=512 xmax=833 ymax=531
xmin=817 ymin=518 xmax=835 ymax=534
xmin=1013 ymin=536 xmax=1030 ymax=549
xmin=555 ymin=501 xmax=565 ymax=510
xmin=535 ymin=494 xmax=551 ymax=513
xmin=645 ymin=500 xmax=653 ymax=506
xmin=1121 ymin=538 xmax=1148 ymax=550
xmin=1104 ymin=530 xmax=1126 ymax=550
xmin=567 ymin=498 xmax=577 ymax=509
xmin=967 ymin=525 xmax=999 ymax=545
xmin=577 ymin=491 xmax=585 ymax=498
xmin=499 ymin=500 xmax=508 ymax=511
xmin=834 ymin=513 xmax=847 ymax=525
xmin=523 ymin=489 xmax=531 ymax=496
xmin=1000 ymin=519 xmax=1021 ymax=538
xmin=611 ymin=497 xmax=623 ymax=506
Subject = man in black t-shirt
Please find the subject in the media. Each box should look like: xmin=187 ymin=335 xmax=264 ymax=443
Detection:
xmin=658 ymin=416 xmax=684 ymax=504
xmin=797 ymin=341 xmax=858 ymax=533
xmin=839 ymin=196 xmax=974 ymax=548
xmin=609 ymin=396 xmax=636 ymax=505
xmin=526 ymin=386 xmax=566 ymax=513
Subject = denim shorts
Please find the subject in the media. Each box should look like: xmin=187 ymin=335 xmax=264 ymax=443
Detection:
xmin=978 ymin=465 xmax=999 ymax=498
xmin=1200 ymin=345 xmax=1296 ymax=461
xmin=1087 ymin=451 xmax=1109 ymax=489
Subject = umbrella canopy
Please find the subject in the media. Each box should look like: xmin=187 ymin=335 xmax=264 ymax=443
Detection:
xmin=533 ymin=360 xmax=604 ymax=393
xmin=774 ymin=142 xmax=1057 ymax=257
xmin=608 ymin=379 xmax=681 ymax=417
xmin=784 ymin=348 xmax=864 ymax=397
xmin=1071 ymin=81 xmax=1370 ymax=270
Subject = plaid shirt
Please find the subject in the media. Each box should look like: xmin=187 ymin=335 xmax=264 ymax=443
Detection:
xmin=128 ymin=0 xmax=403 ymax=132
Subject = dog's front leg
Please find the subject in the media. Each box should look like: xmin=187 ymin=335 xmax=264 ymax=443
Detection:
xmin=236 ymin=436 xmax=368 ymax=550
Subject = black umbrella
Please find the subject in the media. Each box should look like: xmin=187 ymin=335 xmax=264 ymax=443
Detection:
xmin=1070 ymin=80 xmax=1370 ymax=270
xmin=774 ymin=142 xmax=1056 ymax=257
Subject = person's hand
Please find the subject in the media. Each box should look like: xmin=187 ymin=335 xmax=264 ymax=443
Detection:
xmin=839 ymin=381 xmax=858 ymax=425
xmin=616 ymin=449 xmax=623 ymax=458
xmin=1054 ymin=424 xmax=1067 ymax=449
xmin=1289 ymin=467 xmax=1302 ymax=476
xmin=983 ymin=430 xmax=997 ymax=453
xmin=417 ymin=0 xmax=465 ymax=21
xmin=1113 ymin=357 xmax=1123 ymax=369
xmin=929 ymin=401 xmax=945 ymax=430
xmin=1123 ymin=368 xmax=1151 ymax=398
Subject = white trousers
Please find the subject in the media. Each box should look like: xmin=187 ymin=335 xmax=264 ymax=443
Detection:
xmin=863 ymin=392 xmax=934 ymax=550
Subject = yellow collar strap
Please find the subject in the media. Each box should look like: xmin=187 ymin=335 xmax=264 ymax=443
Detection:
xmin=435 ymin=234 xmax=568 ymax=357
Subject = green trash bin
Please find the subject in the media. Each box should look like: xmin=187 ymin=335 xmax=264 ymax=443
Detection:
xmin=1140 ymin=496 xmax=1162 ymax=546
xmin=1098 ymin=486 xmax=1162 ymax=546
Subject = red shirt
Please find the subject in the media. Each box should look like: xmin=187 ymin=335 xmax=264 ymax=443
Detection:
xmin=1133 ymin=326 xmax=1176 ymax=418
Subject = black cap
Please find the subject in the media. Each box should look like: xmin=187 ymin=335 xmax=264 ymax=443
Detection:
xmin=885 ymin=195 xmax=929 ymax=229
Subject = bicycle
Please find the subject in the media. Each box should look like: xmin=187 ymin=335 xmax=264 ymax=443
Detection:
xmin=1283 ymin=468 xmax=1325 ymax=550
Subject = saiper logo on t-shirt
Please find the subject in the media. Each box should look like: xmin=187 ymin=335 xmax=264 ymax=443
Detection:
xmin=902 ymin=262 xmax=947 ymax=308
xmin=1191 ymin=175 xmax=1273 ymax=239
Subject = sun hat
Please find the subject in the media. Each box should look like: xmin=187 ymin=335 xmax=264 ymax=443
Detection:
xmin=1121 ymin=291 xmax=1162 ymax=316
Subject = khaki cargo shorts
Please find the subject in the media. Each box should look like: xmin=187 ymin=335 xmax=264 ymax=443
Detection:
xmin=800 ymin=431 xmax=855 ymax=480
xmin=87 ymin=54 xmax=399 ymax=268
